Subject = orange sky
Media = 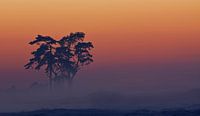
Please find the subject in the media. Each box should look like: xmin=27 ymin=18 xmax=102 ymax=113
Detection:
xmin=1 ymin=1 xmax=200 ymax=108
xmin=0 ymin=0 xmax=200 ymax=71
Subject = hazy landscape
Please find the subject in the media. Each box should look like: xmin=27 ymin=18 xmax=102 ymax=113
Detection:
xmin=1 ymin=108 xmax=200 ymax=116
xmin=0 ymin=0 xmax=200 ymax=115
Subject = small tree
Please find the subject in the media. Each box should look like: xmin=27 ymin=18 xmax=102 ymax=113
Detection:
xmin=25 ymin=32 xmax=94 ymax=89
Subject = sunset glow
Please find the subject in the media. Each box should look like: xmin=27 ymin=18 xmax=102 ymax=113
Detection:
xmin=0 ymin=0 xmax=200 ymax=92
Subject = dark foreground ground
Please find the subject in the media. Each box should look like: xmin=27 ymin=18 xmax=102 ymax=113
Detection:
xmin=0 ymin=109 xmax=200 ymax=116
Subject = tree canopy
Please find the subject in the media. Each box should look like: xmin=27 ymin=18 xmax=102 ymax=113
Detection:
xmin=25 ymin=32 xmax=94 ymax=87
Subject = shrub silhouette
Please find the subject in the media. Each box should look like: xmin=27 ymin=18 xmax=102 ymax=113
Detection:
xmin=25 ymin=32 xmax=94 ymax=89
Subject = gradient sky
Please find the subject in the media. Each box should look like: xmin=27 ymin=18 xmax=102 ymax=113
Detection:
xmin=0 ymin=0 xmax=200 ymax=93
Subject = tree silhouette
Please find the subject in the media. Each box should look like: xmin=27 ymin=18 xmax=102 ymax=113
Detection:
xmin=25 ymin=32 xmax=94 ymax=89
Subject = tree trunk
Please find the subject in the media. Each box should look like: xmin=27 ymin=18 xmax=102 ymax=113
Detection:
xmin=49 ymin=78 xmax=53 ymax=91
xmin=49 ymin=66 xmax=53 ymax=91
xmin=67 ymin=73 xmax=75 ymax=88
xmin=49 ymin=46 xmax=54 ymax=91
